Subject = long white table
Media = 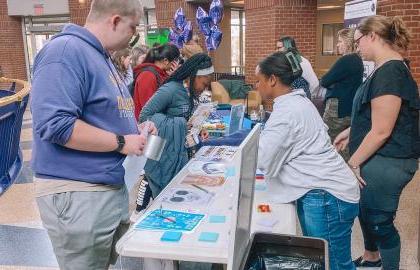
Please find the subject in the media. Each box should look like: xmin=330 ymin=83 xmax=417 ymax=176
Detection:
xmin=251 ymin=180 xmax=296 ymax=235
xmin=116 ymin=147 xmax=296 ymax=266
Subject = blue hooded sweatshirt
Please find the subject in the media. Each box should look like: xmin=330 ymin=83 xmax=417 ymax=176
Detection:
xmin=31 ymin=24 xmax=138 ymax=185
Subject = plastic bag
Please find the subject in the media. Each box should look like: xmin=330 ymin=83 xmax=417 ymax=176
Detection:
xmin=123 ymin=155 xmax=147 ymax=192
xmin=248 ymin=254 xmax=323 ymax=270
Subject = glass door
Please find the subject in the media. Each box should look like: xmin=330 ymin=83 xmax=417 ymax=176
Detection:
xmin=23 ymin=16 xmax=69 ymax=78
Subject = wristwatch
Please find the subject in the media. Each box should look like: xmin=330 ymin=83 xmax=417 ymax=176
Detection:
xmin=114 ymin=135 xmax=125 ymax=153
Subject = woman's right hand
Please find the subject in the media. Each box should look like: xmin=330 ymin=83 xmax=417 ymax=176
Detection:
xmin=167 ymin=60 xmax=181 ymax=76
xmin=334 ymin=127 xmax=350 ymax=151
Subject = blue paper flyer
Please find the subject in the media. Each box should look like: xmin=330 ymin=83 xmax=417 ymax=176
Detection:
xmin=134 ymin=209 xmax=205 ymax=232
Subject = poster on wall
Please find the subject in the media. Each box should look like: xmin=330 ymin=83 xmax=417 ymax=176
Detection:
xmin=344 ymin=0 xmax=377 ymax=80
xmin=344 ymin=0 xmax=377 ymax=28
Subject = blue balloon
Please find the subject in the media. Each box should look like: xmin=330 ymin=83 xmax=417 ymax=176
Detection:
xmin=205 ymin=35 xmax=215 ymax=51
xmin=181 ymin=21 xmax=193 ymax=43
xmin=169 ymin=28 xmax=184 ymax=49
xmin=210 ymin=25 xmax=223 ymax=49
xmin=209 ymin=0 xmax=224 ymax=25
xmin=196 ymin=7 xmax=212 ymax=36
xmin=173 ymin=7 xmax=186 ymax=31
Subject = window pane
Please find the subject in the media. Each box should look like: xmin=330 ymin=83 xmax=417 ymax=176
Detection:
xmin=26 ymin=35 xmax=33 ymax=67
xmin=231 ymin=10 xmax=240 ymax=25
xmin=231 ymin=10 xmax=245 ymax=74
xmin=322 ymin=23 xmax=344 ymax=56
xmin=242 ymin=25 xmax=246 ymax=66
xmin=147 ymin=9 xmax=157 ymax=27
xmin=231 ymin=25 xmax=240 ymax=67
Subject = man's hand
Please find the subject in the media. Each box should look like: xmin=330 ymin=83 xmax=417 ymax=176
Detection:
xmin=119 ymin=134 xmax=147 ymax=156
xmin=139 ymin=121 xmax=158 ymax=136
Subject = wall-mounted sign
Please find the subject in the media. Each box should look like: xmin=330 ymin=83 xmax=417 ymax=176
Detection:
xmin=344 ymin=0 xmax=377 ymax=28
xmin=7 ymin=0 xmax=69 ymax=16
xmin=27 ymin=25 xmax=65 ymax=33
xmin=34 ymin=4 xmax=44 ymax=16
xmin=344 ymin=0 xmax=377 ymax=80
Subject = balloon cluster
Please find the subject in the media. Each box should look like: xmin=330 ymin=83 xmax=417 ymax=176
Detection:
xmin=169 ymin=8 xmax=193 ymax=49
xmin=197 ymin=0 xmax=224 ymax=51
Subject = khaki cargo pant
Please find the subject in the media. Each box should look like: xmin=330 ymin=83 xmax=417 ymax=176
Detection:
xmin=36 ymin=186 xmax=129 ymax=270
xmin=323 ymin=98 xmax=351 ymax=161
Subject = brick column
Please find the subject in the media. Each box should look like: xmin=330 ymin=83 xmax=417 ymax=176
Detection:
xmin=377 ymin=0 xmax=420 ymax=85
xmin=245 ymin=0 xmax=317 ymax=84
xmin=0 ymin=0 xmax=27 ymax=80
xmin=245 ymin=0 xmax=317 ymax=110
xmin=69 ymin=0 xmax=91 ymax=26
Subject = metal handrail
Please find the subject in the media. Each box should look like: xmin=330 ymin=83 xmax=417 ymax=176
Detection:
xmin=0 ymin=77 xmax=31 ymax=107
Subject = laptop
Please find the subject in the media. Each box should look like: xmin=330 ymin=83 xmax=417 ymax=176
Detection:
xmin=228 ymin=104 xmax=245 ymax=135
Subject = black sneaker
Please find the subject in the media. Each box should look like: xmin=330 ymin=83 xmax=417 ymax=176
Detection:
xmin=353 ymin=256 xmax=382 ymax=267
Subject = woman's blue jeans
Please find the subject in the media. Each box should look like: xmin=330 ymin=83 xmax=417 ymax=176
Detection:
xmin=297 ymin=189 xmax=359 ymax=270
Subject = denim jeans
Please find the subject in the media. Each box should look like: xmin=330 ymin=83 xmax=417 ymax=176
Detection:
xmin=297 ymin=189 xmax=359 ymax=270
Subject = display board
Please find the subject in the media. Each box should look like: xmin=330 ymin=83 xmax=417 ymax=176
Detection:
xmin=230 ymin=124 xmax=261 ymax=270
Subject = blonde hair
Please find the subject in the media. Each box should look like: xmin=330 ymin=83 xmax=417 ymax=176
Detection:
xmin=357 ymin=15 xmax=411 ymax=52
xmin=192 ymin=34 xmax=201 ymax=44
xmin=87 ymin=0 xmax=142 ymax=22
xmin=181 ymin=44 xmax=204 ymax=59
xmin=338 ymin=28 xmax=356 ymax=53
xmin=112 ymin=48 xmax=131 ymax=76
xmin=130 ymin=45 xmax=148 ymax=67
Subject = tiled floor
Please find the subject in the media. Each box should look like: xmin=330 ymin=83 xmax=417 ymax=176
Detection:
xmin=0 ymin=109 xmax=419 ymax=269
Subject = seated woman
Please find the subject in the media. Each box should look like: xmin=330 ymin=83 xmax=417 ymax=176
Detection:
xmin=256 ymin=50 xmax=360 ymax=270
xmin=139 ymin=53 xmax=213 ymax=197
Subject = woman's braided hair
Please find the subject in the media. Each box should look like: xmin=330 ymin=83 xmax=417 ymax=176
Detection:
xmin=166 ymin=53 xmax=213 ymax=117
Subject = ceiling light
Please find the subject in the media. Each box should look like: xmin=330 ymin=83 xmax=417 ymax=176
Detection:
xmin=317 ymin=5 xmax=342 ymax=10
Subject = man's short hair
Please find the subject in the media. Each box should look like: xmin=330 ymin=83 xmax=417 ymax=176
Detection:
xmin=87 ymin=0 xmax=142 ymax=21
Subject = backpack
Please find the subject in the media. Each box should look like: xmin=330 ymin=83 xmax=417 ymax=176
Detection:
xmin=129 ymin=66 xmax=163 ymax=97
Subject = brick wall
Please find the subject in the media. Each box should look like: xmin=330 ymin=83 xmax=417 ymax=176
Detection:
xmin=155 ymin=0 xmax=198 ymax=29
xmin=69 ymin=0 xmax=91 ymax=26
xmin=0 ymin=0 xmax=27 ymax=80
xmin=377 ymin=0 xmax=420 ymax=85
xmin=245 ymin=0 xmax=317 ymax=84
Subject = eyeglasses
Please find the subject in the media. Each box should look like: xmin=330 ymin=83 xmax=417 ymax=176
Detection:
xmin=354 ymin=34 xmax=366 ymax=47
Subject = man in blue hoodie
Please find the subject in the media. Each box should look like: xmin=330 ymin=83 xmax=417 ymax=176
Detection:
xmin=30 ymin=1 xmax=156 ymax=269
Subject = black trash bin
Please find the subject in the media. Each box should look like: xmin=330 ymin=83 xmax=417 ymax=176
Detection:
xmin=239 ymin=232 xmax=329 ymax=270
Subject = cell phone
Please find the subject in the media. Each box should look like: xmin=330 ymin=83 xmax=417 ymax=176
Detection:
xmin=177 ymin=57 xmax=185 ymax=65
